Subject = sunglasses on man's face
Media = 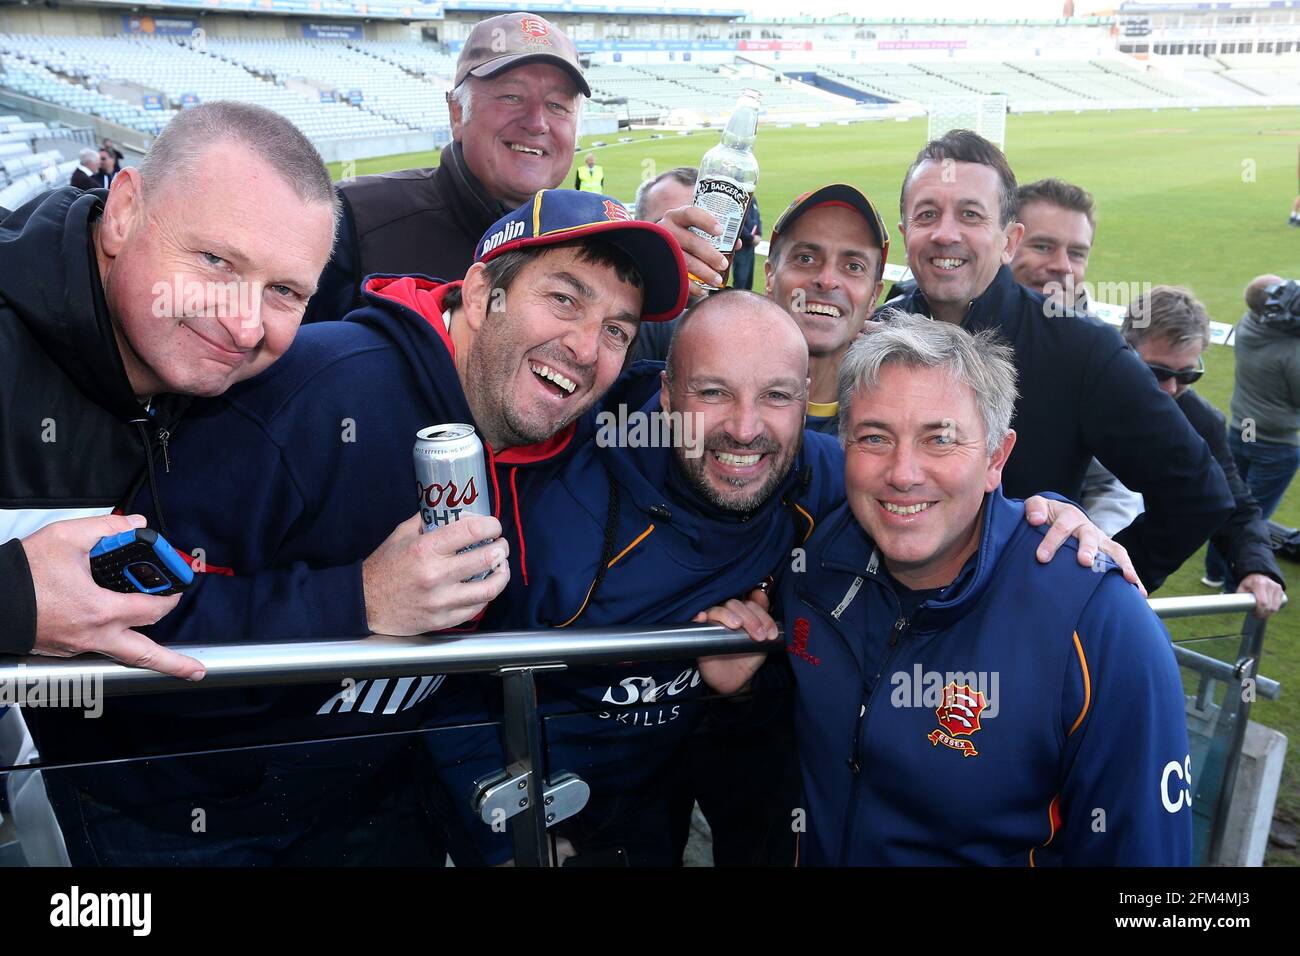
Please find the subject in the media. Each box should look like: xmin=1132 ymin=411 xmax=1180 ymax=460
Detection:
xmin=1145 ymin=357 xmax=1204 ymax=387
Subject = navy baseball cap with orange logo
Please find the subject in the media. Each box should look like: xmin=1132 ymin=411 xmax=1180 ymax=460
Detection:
xmin=474 ymin=189 xmax=689 ymax=322
xmin=770 ymin=184 xmax=891 ymax=275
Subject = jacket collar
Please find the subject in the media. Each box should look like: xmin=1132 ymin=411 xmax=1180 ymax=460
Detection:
xmin=816 ymin=486 xmax=1028 ymax=631
xmin=901 ymin=264 xmax=1038 ymax=339
xmin=438 ymin=141 xmax=514 ymax=244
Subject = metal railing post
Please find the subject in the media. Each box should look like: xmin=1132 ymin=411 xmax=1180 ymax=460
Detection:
xmin=1205 ymin=611 xmax=1268 ymax=865
xmin=498 ymin=667 xmax=555 ymax=868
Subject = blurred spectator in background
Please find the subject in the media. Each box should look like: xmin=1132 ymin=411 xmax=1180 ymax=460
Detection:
xmin=304 ymin=11 xmax=590 ymax=323
xmin=100 ymin=138 xmax=124 ymax=166
xmin=1095 ymin=287 xmax=1285 ymax=617
xmin=97 ymin=147 xmax=119 ymax=188
xmin=574 ymin=151 xmax=604 ymax=192
xmin=1289 ymin=145 xmax=1298 ymax=226
xmin=631 ymin=165 xmax=699 ymax=361
xmin=635 ymin=165 xmax=696 ymax=224
xmin=1205 ymin=275 xmax=1300 ymax=591
xmin=69 ymin=149 xmax=99 ymax=190
xmin=730 ymin=194 xmax=761 ymax=291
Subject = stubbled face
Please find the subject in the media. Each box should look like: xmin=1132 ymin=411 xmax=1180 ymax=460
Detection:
xmin=464 ymin=246 xmax=641 ymax=449
xmin=99 ymin=142 xmax=334 ymax=399
xmin=661 ymin=303 xmax=808 ymax=513
xmin=1133 ymin=336 xmax=1205 ymax=399
xmin=765 ymin=204 xmax=884 ymax=359
xmin=900 ymin=160 xmax=1023 ymax=321
xmin=844 ymin=363 xmax=1013 ymax=590
xmin=638 ymin=177 xmax=695 ymax=225
xmin=1010 ymin=200 xmax=1094 ymax=300
xmin=452 ymin=64 xmax=582 ymax=208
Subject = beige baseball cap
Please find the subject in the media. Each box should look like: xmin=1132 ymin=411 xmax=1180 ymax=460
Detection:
xmin=451 ymin=12 xmax=590 ymax=97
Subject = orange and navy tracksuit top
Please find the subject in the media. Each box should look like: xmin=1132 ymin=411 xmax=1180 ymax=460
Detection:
xmin=781 ymin=487 xmax=1193 ymax=866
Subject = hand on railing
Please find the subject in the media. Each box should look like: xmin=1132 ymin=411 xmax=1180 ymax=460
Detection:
xmin=695 ymin=588 xmax=779 ymax=695
xmin=362 ymin=513 xmax=509 ymax=636
xmin=1237 ymin=572 xmax=1285 ymax=619
xmin=23 ymin=514 xmax=205 ymax=681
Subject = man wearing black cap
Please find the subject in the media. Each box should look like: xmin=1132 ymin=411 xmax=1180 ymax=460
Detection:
xmin=764 ymin=184 xmax=890 ymax=434
xmin=305 ymin=11 xmax=592 ymax=323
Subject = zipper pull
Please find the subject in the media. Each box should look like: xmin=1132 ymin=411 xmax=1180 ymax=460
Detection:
xmin=157 ymin=428 xmax=171 ymax=474
xmin=890 ymin=616 xmax=908 ymax=647
xmin=846 ymin=756 xmax=861 ymax=775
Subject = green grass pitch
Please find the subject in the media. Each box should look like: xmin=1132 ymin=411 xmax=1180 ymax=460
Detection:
xmin=330 ymin=106 xmax=1300 ymax=862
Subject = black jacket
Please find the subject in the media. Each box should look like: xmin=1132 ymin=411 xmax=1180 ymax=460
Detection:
xmin=69 ymin=168 xmax=98 ymax=191
xmin=1179 ymin=388 xmax=1284 ymax=587
xmin=0 ymin=187 xmax=184 ymax=654
xmin=303 ymin=141 xmax=511 ymax=323
xmin=883 ymin=265 xmax=1234 ymax=590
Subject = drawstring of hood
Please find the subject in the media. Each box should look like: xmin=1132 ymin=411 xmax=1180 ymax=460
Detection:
xmin=132 ymin=419 xmax=170 ymax=538
xmin=509 ymin=466 xmax=527 ymax=586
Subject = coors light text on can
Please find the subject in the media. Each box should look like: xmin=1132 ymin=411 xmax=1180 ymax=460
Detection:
xmin=414 ymin=423 xmax=492 ymax=533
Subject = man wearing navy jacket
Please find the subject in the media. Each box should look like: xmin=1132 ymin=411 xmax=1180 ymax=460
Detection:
xmin=29 ymin=190 xmax=689 ymax=865
xmin=702 ymin=314 xmax=1192 ymax=866
xmin=448 ymin=293 xmax=1141 ymax=866
xmin=883 ymin=129 xmax=1233 ymax=591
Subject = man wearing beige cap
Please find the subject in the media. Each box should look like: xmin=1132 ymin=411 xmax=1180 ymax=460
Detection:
xmin=305 ymin=11 xmax=592 ymax=322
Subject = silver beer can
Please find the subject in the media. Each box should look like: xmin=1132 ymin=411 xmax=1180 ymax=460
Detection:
xmin=414 ymin=423 xmax=493 ymax=560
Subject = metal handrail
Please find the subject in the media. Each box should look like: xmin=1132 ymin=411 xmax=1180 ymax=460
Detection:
xmin=0 ymin=590 xmax=1284 ymax=867
xmin=0 ymin=592 xmax=1280 ymax=700
xmin=0 ymin=624 xmax=768 ymax=699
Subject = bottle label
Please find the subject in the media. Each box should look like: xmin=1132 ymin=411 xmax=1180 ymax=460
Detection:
xmin=688 ymin=176 xmax=751 ymax=252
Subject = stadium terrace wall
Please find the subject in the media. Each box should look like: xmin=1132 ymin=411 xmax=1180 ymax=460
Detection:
xmin=0 ymin=88 xmax=150 ymax=153
xmin=0 ymin=6 xmax=420 ymax=41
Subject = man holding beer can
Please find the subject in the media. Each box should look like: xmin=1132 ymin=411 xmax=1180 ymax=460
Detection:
xmin=35 ymin=190 xmax=688 ymax=866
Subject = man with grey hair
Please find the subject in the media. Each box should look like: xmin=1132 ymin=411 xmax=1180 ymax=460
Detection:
xmin=1096 ymin=287 xmax=1284 ymax=616
xmin=70 ymin=148 xmax=100 ymax=190
xmin=0 ymin=100 xmax=337 ymax=676
xmin=305 ymin=10 xmax=591 ymax=323
xmin=701 ymin=313 xmax=1193 ymax=866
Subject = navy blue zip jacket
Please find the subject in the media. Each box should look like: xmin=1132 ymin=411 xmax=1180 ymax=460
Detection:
xmin=441 ymin=364 xmax=846 ymax=861
xmin=782 ymin=487 xmax=1193 ymax=866
xmin=25 ymin=276 xmax=579 ymax=856
xmin=883 ymin=265 xmax=1233 ymax=591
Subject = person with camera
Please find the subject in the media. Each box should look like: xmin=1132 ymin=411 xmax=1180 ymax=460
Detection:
xmin=1205 ymin=275 xmax=1300 ymax=589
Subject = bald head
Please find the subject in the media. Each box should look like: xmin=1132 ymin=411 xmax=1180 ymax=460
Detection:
xmin=666 ymin=289 xmax=809 ymax=387
xmin=1246 ymin=274 xmax=1284 ymax=315
xmin=661 ymin=290 xmax=810 ymax=513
